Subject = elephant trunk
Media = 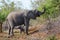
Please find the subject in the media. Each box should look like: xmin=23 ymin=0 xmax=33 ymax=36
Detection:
xmin=41 ymin=7 xmax=46 ymax=14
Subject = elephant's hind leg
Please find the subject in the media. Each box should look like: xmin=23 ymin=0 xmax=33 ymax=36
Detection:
xmin=8 ymin=20 xmax=14 ymax=38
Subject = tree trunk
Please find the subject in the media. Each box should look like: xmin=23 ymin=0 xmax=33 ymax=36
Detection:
xmin=0 ymin=22 xmax=2 ymax=33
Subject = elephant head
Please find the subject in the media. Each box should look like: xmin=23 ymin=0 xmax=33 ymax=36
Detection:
xmin=33 ymin=7 xmax=46 ymax=17
xmin=27 ymin=7 xmax=46 ymax=19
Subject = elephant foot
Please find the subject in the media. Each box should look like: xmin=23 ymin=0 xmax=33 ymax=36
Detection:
xmin=8 ymin=35 xmax=12 ymax=38
xmin=8 ymin=34 xmax=14 ymax=38
xmin=26 ymin=33 xmax=29 ymax=35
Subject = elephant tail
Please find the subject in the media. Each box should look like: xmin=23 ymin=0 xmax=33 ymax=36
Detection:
xmin=5 ymin=19 xmax=9 ymax=30
xmin=5 ymin=19 xmax=10 ymax=31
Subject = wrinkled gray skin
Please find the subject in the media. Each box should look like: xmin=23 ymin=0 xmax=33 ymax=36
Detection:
xmin=6 ymin=8 xmax=46 ymax=37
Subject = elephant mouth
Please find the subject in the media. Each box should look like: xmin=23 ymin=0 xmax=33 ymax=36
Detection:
xmin=32 ymin=17 xmax=36 ymax=19
xmin=37 ymin=15 xmax=40 ymax=17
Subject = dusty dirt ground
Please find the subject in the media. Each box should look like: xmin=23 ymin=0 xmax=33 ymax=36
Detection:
xmin=0 ymin=24 xmax=60 ymax=40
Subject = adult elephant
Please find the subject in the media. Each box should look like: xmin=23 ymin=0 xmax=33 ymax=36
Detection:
xmin=6 ymin=8 xmax=46 ymax=37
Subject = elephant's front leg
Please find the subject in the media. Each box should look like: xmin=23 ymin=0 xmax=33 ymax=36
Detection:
xmin=24 ymin=17 xmax=29 ymax=35
xmin=26 ymin=25 xmax=29 ymax=35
